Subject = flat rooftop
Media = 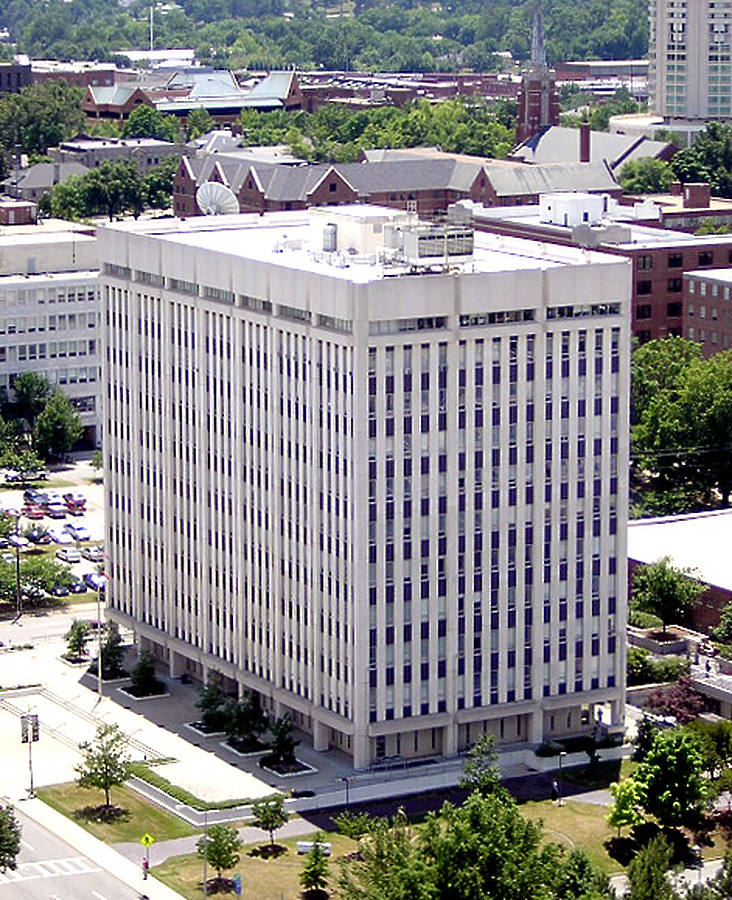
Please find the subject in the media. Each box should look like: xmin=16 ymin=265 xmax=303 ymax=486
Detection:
xmin=104 ymin=206 xmax=626 ymax=283
xmin=0 ymin=220 xmax=95 ymax=241
xmin=628 ymin=510 xmax=732 ymax=592
xmin=471 ymin=204 xmax=732 ymax=251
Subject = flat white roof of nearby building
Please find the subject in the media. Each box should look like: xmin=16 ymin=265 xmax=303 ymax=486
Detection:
xmin=628 ymin=510 xmax=732 ymax=591
xmin=0 ymin=219 xmax=94 ymax=239
xmin=106 ymin=207 xmax=626 ymax=284
xmin=685 ymin=268 xmax=732 ymax=285
xmin=470 ymin=202 xmax=732 ymax=250
xmin=0 ymin=269 xmax=97 ymax=286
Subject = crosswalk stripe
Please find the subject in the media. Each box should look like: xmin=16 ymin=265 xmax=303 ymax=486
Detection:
xmin=0 ymin=856 xmax=101 ymax=883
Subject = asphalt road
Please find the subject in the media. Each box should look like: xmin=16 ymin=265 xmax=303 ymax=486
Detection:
xmin=0 ymin=807 xmax=146 ymax=900
xmin=0 ymin=602 xmax=106 ymax=647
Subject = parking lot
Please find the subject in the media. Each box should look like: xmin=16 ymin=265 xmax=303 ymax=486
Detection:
xmin=0 ymin=457 xmax=106 ymax=598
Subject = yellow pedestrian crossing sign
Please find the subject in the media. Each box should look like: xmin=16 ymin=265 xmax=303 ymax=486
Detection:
xmin=140 ymin=833 xmax=155 ymax=847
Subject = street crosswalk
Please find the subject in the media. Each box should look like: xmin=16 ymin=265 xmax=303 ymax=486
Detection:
xmin=0 ymin=856 xmax=101 ymax=883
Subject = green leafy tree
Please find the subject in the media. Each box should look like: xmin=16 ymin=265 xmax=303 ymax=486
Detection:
xmin=225 ymin=691 xmax=268 ymax=746
xmin=608 ymin=777 xmax=646 ymax=835
xmin=631 ymin=557 xmax=703 ymax=634
xmin=267 ymin=712 xmax=298 ymax=764
xmin=2 ymin=448 xmax=45 ymax=481
xmin=75 ymin=723 xmax=131 ymax=810
xmin=33 ymin=390 xmax=83 ymax=459
xmin=251 ymin=796 xmax=288 ymax=846
xmin=99 ymin=621 xmax=126 ymax=679
xmin=300 ymin=832 xmax=330 ymax=893
xmin=65 ymin=619 xmax=90 ymax=659
xmin=0 ymin=80 xmax=85 ymax=156
xmin=130 ymin=649 xmax=163 ymax=696
xmin=459 ymin=734 xmax=502 ymax=796
xmin=122 ymin=106 xmax=180 ymax=143
xmin=196 ymin=670 xmax=229 ymax=731
xmin=0 ymin=806 xmax=21 ymax=873
xmin=10 ymin=372 xmax=52 ymax=432
xmin=186 ymin=108 xmax=215 ymax=141
xmin=714 ymin=600 xmax=732 ymax=644
xmin=333 ymin=810 xmax=378 ymax=840
xmin=21 ymin=555 xmax=74 ymax=597
xmin=620 ymin=158 xmax=674 ymax=194
xmin=686 ymin=719 xmax=732 ymax=778
xmin=143 ymin=156 xmax=179 ymax=209
xmin=636 ymin=729 xmax=706 ymax=827
xmin=671 ymin=122 xmax=732 ymax=198
xmin=91 ymin=449 xmax=103 ymax=474
xmin=197 ymin=823 xmax=242 ymax=885
xmin=633 ymin=714 xmax=660 ymax=762
xmin=626 ymin=833 xmax=679 ymax=900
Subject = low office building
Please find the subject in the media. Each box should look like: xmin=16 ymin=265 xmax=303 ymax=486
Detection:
xmin=101 ymin=205 xmax=630 ymax=768
xmin=0 ymin=216 xmax=102 ymax=445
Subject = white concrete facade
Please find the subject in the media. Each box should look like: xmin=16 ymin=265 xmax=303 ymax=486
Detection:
xmin=650 ymin=0 xmax=732 ymax=120
xmin=0 ymin=224 xmax=102 ymax=442
xmin=100 ymin=208 xmax=631 ymax=768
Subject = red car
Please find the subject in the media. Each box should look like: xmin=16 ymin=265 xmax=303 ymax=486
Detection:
xmin=21 ymin=505 xmax=45 ymax=520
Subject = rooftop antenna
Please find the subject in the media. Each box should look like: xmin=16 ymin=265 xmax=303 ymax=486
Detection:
xmin=530 ymin=0 xmax=547 ymax=74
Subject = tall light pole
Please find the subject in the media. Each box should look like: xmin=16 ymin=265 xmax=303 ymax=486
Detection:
xmin=96 ymin=588 xmax=103 ymax=704
xmin=202 ymin=808 xmax=208 ymax=898
xmin=557 ymin=751 xmax=567 ymax=806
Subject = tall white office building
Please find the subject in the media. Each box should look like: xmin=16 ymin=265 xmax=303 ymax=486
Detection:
xmin=100 ymin=206 xmax=630 ymax=768
xmin=650 ymin=0 xmax=732 ymax=120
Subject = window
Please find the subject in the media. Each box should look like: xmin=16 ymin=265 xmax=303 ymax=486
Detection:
xmin=668 ymin=278 xmax=683 ymax=293
xmin=637 ymin=281 xmax=652 ymax=295
xmin=637 ymin=255 xmax=653 ymax=271
xmin=667 ymin=301 xmax=683 ymax=317
xmin=668 ymin=252 xmax=683 ymax=268
xmin=636 ymin=304 xmax=652 ymax=320
xmin=699 ymin=251 xmax=714 ymax=266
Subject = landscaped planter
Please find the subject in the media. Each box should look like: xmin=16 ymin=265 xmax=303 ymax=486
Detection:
xmin=220 ymin=740 xmax=269 ymax=758
xmin=117 ymin=686 xmax=170 ymax=702
xmin=260 ymin=758 xmax=316 ymax=777
xmin=627 ymin=625 xmax=689 ymax=656
xmin=184 ymin=721 xmax=226 ymax=738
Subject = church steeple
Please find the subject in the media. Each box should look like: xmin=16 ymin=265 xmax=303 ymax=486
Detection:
xmin=530 ymin=0 xmax=547 ymax=74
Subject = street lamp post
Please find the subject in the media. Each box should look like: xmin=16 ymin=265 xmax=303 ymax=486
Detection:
xmin=96 ymin=589 xmax=103 ymax=704
xmin=558 ymin=751 xmax=567 ymax=806
xmin=341 ymin=776 xmax=350 ymax=806
xmin=202 ymin=808 xmax=208 ymax=898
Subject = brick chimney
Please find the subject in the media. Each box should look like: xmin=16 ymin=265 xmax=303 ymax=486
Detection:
xmin=670 ymin=180 xmax=682 ymax=196
xmin=683 ymin=182 xmax=711 ymax=208
xmin=579 ymin=123 xmax=591 ymax=164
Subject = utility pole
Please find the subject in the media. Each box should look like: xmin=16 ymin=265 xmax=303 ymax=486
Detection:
xmin=20 ymin=714 xmax=39 ymax=798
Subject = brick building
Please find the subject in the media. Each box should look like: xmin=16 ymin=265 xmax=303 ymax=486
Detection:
xmin=458 ymin=193 xmax=732 ymax=345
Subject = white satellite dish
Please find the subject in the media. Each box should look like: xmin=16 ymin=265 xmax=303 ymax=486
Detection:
xmin=196 ymin=182 xmax=239 ymax=216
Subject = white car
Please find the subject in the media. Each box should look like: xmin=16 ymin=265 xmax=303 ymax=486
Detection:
xmin=48 ymin=528 xmax=74 ymax=545
xmin=56 ymin=547 xmax=82 ymax=563
xmin=64 ymin=524 xmax=92 ymax=542
xmin=7 ymin=534 xmax=29 ymax=549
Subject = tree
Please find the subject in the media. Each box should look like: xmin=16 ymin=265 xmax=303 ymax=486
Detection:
xmin=300 ymin=833 xmax=330 ymax=894
xmin=647 ymin=676 xmax=707 ymax=723
xmin=626 ymin=834 xmax=679 ymax=900
xmin=225 ymin=691 xmax=268 ymax=747
xmin=65 ymin=619 xmax=90 ymax=660
xmin=251 ymin=796 xmax=288 ymax=846
xmin=33 ymin=390 xmax=83 ymax=459
xmin=460 ymin=734 xmax=503 ymax=796
xmin=0 ymin=806 xmax=21 ymax=873
xmin=122 ymin=106 xmax=180 ymax=143
xmin=196 ymin=670 xmax=229 ymax=731
xmin=197 ymin=823 xmax=242 ymax=886
xmin=186 ymin=108 xmax=215 ymax=140
xmin=75 ymin=723 xmax=131 ymax=810
xmin=333 ymin=810 xmax=378 ymax=840
xmin=686 ymin=719 xmax=732 ymax=778
xmin=671 ymin=122 xmax=732 ymax=198
xmin=636 ymin=729 xmax=706 ymax=827
xmin=91 ymin=449 xmax=103 ymax=474
xmin=608 ymin=778 xmax=646 ymax=835
xmin=99 ymin=621 xmax=126 ymax=679
xmin=10 ymin=372 xmax=51 ymax=432
xmin=20 ymin=555 xmax=74 ymax=598
xmin=633 ymin=715 xmax=660 ymax=762
xmin=267 ymin=713 xmax=298 ymax=765
xmin=130 ymin=649 xmax=163 ymax=696
xmin=714 ymin=599 xmax=732 ymax=644
xmin=620 ymin=158 xmax=674 ymax=194
xmin=631 ymin=557 xmax=703 ymax=634
xmin=0 ymin=81 xmax=85 ymax=156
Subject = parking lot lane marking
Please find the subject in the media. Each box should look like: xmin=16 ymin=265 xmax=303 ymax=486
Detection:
xmin=20 ymin=838 xmax=35 ymax=851
xmin=91 ymin=891 xmax=108 ymax=900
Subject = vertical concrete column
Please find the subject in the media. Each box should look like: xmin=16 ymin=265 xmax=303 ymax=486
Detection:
xmin=168 ymin=649 xmax=182 ymax=679
xmin=313 ymin=719 xmax=329 ymax=752
xmin=444 ymin=721 xmax=458 ymax=756
xmin=352 ymin=732 xmax=370 ymax=769
xmin=528 ymin=709 xmax=543 ymax=745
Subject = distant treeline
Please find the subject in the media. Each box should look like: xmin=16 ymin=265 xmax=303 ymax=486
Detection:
xmin=1 ymin=0 xmax=648 ymax=72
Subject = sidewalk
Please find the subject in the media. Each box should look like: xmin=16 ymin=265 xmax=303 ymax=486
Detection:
xmin=610 ymin=857 xmax=725 ymax=896
xmin=19 ymin=795 xmax=185 ymax=900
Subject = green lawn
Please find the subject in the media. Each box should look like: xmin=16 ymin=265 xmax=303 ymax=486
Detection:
xmin=154 ymin=833 xmax=357 ymax=900
xmin=38 ymin=782 xmax=201 ymax=843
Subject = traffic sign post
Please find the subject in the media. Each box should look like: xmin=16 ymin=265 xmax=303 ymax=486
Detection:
xmin=140 ymin=833 xmax=155 ymax=879
xmin=20 ymin=714 xmax=39 ymax=797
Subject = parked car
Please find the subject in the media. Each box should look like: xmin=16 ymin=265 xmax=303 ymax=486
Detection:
xmin=48 ymin=528 xmax=74 ymax=545
xmin=68 ymin=578 xmax=88 ymax=594
xmin=66 ymin=505 xmax=85 ymax=517
xmin=27 ymin=529 xmax=51 ymax=545
xmin=21 ymin=505 xmax=45 ymax=520
xmin=56 ymin=547 xmax=82 ymax=564
xmin=1 ymin=552 xmax=14 ymax=564
xmin=23 ymin=490 xmax=46 ymax=505
xmin=50 ymin=583 xmax=69 ymax=597
xmin=8 ymin=534 xmax=28 ymax=549
xmin=81 ymin=545 xmax=104 ymax=562
xmin=46 ymin=504 xmax=67 ymax=519
xmin=63 ymin=492 xmax=86 ymax=508
xmin=83 ymin=572 xmax=107 ymax=592
xmin=64 ymin=524 xmax=92 ymax=542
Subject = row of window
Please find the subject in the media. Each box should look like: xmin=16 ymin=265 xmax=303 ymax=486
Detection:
xmin=636 ymin=250 xmax=722 ymax=270
xmin=0 ymin=312 xmax=97 ymax=334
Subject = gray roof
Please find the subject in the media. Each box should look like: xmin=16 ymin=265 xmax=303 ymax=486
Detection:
xmin=512 ymin=126 xmax=672 ymax=170
xmin=246 ymin=71 xmax=297 ymax=102
xmin=5 ymin=162 xmax=87 ymax=190
xmin=484 ymin=161 xmax=618 ymax=197
xmin=86 ymin=85 xmax=140 ymax=106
